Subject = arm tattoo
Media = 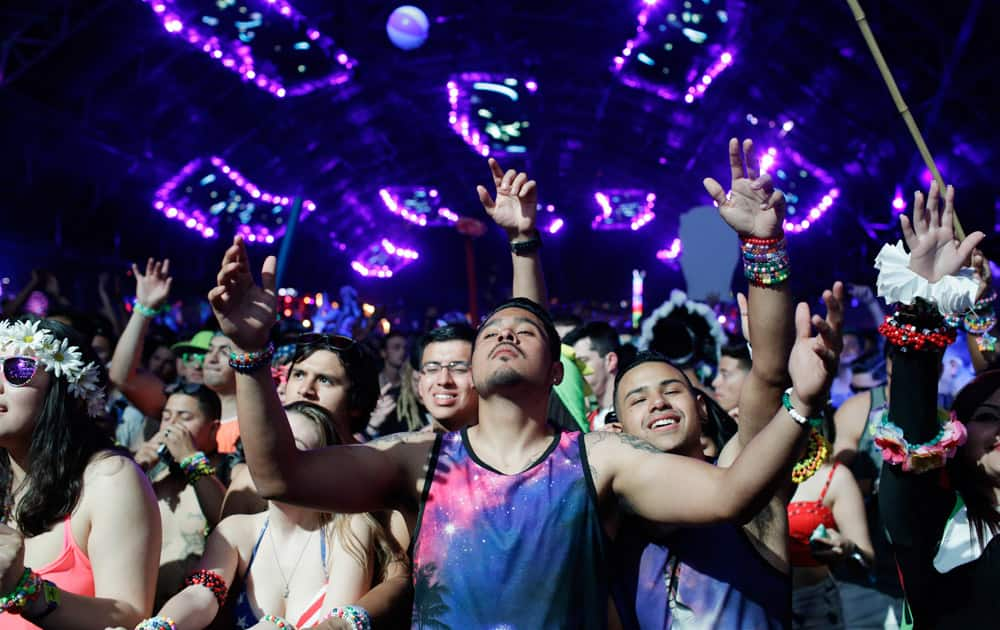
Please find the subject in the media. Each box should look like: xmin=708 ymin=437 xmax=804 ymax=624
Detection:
xmin=616 ymin=433 xmax=664 ymax=454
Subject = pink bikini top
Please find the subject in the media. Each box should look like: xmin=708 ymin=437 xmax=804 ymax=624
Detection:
xmin=0 ymin=516 xmax=94 ymax=630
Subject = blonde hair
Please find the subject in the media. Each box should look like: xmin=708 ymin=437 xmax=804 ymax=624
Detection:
xmin=397 ymin=363 xmax=426 ymax=432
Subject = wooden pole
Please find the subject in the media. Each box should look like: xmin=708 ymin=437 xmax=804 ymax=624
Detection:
xmin=844 ymin=0 xmax=966 ymax=239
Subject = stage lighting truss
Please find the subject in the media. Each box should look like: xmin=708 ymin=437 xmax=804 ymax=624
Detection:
xmin=591 ymin=190 xmax=656 ymax=231
xmin=446 ymin=73 xmax=538 ymax=157
xmin=612 ymin=0 xmax=743 ymax=104
xmin=152 ymin=156 xmax=316 ymax=242
xmin=138 ymin=0 xmax=355 ymax=98
xmin=351 ymin=239 xmax=420 ymax=279
xmin=378 ymin=187 xmax=458 ymax=227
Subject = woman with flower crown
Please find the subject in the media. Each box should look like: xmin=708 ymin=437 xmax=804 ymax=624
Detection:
xmin=0 ymin=318 xmax=160 ymax=628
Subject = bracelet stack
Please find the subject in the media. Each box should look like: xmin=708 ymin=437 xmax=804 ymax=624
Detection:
xmin=944 ymin=289 xmax=997 ymax=352
xmin=792 ymin=429 xmax=829 ymax=484
xmin=741 ymin=236 xmax=789 ymax=287
xmin=184 ymin=569 xmax=228 ymax=607
xmin=179 ymin=452 xmax=216 ymax=485
xmin=135 ymin=617 xmax=177 ymax=630
xmin=326 ymin=605 xmax=373 ymax=630
xmin=229 ymin=343 xmax=276 ymax=374
xmin=261 ymin=613 xmax=296 ymax=629
xmin=878 ymin=312 xmax=955 ymax=352
xmin=873 ymin=411 xmax=968 ymax=473
xmin=134 ymin=301 xmax=170 ymax=318
xmin=0 ymin=568 xmax=57 ymax=617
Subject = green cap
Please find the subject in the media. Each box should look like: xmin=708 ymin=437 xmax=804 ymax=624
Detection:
xmin=171 ymin=330 xmax=214 ymax=355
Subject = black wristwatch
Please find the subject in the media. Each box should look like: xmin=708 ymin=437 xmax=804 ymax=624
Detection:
xmin=510 ymin=232 xmax=542 ymax=256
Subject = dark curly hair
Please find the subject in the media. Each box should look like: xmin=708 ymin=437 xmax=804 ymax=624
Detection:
xmin=291 ymin=338 xmax=380 ymax=434
xmin=0 ymin=319 xmax=118 ymax=537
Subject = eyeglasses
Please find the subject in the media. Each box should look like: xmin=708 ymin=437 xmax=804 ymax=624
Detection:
xmin=3 ymin=356 xmax=38 ymax=387
xmin=421 ymin=361 xmax=471 ymax=376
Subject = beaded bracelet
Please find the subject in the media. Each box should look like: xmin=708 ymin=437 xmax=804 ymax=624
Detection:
xmin=740 ymin=236 xmax=790 ymax=287
xmin=878 ymin=313 xmax=955 ymax=352
xmin=261 ymin=613 xmax=296 ymax=629
xmin=0 ymin=568 xmax=43 ymax=615
xmin=229 ymin=343 xmax=276 ymax=374
xmin=134 ymin=301 xmax=169 ymax=318
xmin=179 ymin=451 xmax=217 ymax=485
xmin=22 ymin=580 xmax=60 ymax=621
xmin=963 ymin=310 xmax=997 ymax=336
xmin=781 ymin=388 xmax=822 ymax=427
xmin=184 ymin=569 xmax=228 ymax=608
xmin=977 ymin=332 xmax=997 ymax=353
xmin=326 ymin=605 xmax=373 ymax=630
xmin=873 ymin=412 xmax=967 ymax=473
xmin=134 ymin=617 xmax=177 ymax=630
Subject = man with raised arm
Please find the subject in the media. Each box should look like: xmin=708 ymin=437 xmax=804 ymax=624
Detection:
xmin=210 ymin=157 xmax=819 ymax=629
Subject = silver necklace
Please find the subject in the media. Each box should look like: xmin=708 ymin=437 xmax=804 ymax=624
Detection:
xmin=267 ymin=521 xmax=315 ymax=599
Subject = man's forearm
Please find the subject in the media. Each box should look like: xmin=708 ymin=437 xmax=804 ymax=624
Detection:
xmin=108 ymin=311 xmax=152 ymax=388
xmin=511 ymin=249 xmax=546 ymax=304
xmin=747 ymin=283 xmax=793 ymax=386
xmin=235 ymin=367 xmax=300 ymax=499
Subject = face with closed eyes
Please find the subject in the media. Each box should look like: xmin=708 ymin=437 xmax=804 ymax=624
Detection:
xmin=471 ymin=307 xmax=562 ymax=398
xmin=615 ymin=361 xmax=707 ymax=457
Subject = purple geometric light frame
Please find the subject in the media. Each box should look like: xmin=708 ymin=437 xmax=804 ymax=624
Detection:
xmin=377 ymin=187 xmax=458 ymax=227
xmin=612 ymin=0 xmax=741 ymax=103
xmin=138 ymin=0 xmax=355 ymax=98
xmin=592 ymin=190 xmax=656 ymax=231
xmin=656 ymin=237 xmax=682 ymax=262
xmin=351 ymin=238 xmax=420 ymax=279
xmin=152 ymin=156 xmax=316 ymax=242
xmin=757 ymin=147 xmax=839 ymax=234
xmin=446 ymin=72 xmax=537 ymax=158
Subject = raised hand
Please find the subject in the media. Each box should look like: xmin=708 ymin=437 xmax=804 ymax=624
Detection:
xmin=703 ymin=138 xmax=786 ymax=239
xmin=208 ymin=236 xmax=277 ymax=352
xmin=477 ymin=158 xmax=538 ymax=240
xmin=788 ymin=282 xmax=845 ymax=411
xmin=901 ymin=182 xmax=985 ymax=282
xmin=133 ymin=258 xmax=173 ymax=310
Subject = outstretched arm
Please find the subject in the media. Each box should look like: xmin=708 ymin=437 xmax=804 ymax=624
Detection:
xmin=704 ymin=138 xmax=794 ymax=452
xmin=477 ymin=158 xmax=546 ymax=304
xmin=107 ymin=258 xmax=172 ymax=418
xmin=592 ymin=297 xmax=840 ymax=524
xmin=208 ymin=238 xmax=430 ymax=515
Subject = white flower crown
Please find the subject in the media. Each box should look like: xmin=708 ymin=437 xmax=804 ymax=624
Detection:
xmin=0 ymin=320 xmax=107 ymax=417
xmin=637 ymin=289 xmax=728 ymax=364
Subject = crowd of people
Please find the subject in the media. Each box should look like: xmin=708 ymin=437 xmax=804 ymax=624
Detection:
xmin=0 ymin=140 xmax=996 ymax=630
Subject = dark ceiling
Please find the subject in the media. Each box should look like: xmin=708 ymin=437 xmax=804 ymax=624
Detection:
xmin=1 ymin=0 xmax=997 ymax=321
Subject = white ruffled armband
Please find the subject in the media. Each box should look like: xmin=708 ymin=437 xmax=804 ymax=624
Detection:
xmin=874 ymin=241 xmax=978 ymax=314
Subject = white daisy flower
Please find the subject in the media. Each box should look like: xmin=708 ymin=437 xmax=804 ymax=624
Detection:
xmin=7 ymin=320 xmax=48 ymax=354
xmin=42 ymin=338 xmax=84 ymax=379
xmin=68 ymin=363 xmax=100 ymax=397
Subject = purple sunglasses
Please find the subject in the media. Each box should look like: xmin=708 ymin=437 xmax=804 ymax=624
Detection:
xmin=3 ymin=356 xmax=38 ymax=387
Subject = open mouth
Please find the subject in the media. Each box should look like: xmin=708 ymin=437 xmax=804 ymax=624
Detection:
xmin=432 ymin=393 xmax=458 ymax=405
xmin=647 ymin=413 xmax=681 ymax=432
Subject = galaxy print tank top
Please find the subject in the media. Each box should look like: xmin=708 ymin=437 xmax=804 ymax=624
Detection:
xmin=612 ymin=518 xmax=790 ymax=629
xmin=411 ymin=428 xmax=608 ymax=629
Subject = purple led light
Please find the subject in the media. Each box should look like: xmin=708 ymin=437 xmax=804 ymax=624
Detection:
xmin=613 ymin=1 xmax=742 ymax=103
xmin=546 ymin=218 xmax=565 ymax=234
xmin=592 ymin=190 xmax=656 ymax=231
xmin=656 ymin=238 xmax=682 ymax=261
xmin=351 ymin=238 xmax=420 ymax=279
xmin=446 ymin=72 xmax=534 ymax=158
xmin=378 ymin=186 xmax=458 ymax=227
xmin=138 ymin=0 xmax=355 ymax=98
xmin=153 ymin=156 xmax=315 ymax=242
xmin=756 ymin=148 xmax=839 ymax=234
xmin=891 ymin=186 xmax=907 ymax=215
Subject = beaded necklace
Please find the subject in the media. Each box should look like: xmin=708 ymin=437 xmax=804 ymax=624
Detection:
xmin=791 ymin=429 xmax=828 ymax=484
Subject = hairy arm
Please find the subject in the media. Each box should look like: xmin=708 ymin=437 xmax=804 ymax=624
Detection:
xmin=107 ymin=311 xmax=167 ymax=418
xmin=236 ymin=366 xmax=430 ymax=514
xmin=588 ymin=409 xmax=808 ymax=525
xmin=157 ymin=516 xmax=244 ymax=628
xmin=28 ymin=456 xmax=161 ymax=628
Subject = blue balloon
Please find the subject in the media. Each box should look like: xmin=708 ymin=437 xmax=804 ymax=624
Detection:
xmin=386 ymin=5 xmax=429 ymax=51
